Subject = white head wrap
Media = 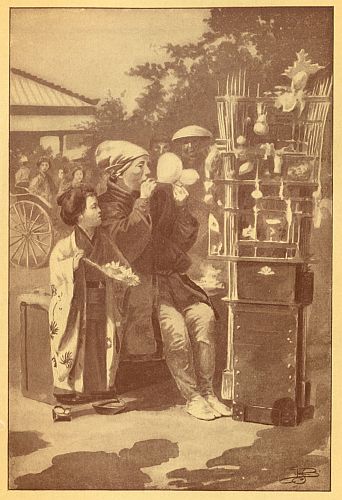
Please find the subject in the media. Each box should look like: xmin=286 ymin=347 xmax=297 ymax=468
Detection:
xmin=95 ymin=140 xmax=149 ymax=178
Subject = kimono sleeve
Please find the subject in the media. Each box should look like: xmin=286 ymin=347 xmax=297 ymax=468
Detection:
xmin=49 ymin=243 xmax=75 ymax=288
xmin=49 ymin=242 xmax=77 ymax=357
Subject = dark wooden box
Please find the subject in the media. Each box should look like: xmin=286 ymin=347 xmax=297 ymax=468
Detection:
xmin=231 ymin=303 xmax=313 ymax=426
xmin=20 ymin=302 xmax=55 ymax=405
xmin=236 ymin=262 xmax=314 ymax=305
xmin=237 ymin=261 xmax=297 ymax=303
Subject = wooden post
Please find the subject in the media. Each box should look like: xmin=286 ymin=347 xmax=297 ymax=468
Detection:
xmin=59 ymin=134 xmax=65 ymax=156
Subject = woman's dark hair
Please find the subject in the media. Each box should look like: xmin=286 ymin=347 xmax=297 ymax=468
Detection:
xmin=37 ymin=156 xmax=51 ymax=169
xmin=58 ymin=183 xmax=96 ymax=226
xmin=71 ymin=166 xmax=84 ymax=179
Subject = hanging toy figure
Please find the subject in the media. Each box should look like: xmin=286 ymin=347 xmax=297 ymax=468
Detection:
xmin=279 ymin=177 xmax=285 ymax=201
xmin=273 ymin=153 xmax=283 ymax=175
xmin=285 ymin=198 xmax=293 ymax=242
xmin=251 ymin=163 xmax=263 ymax=200
xmin=313 ymin=186 xmax=323 ymax=229
xmin=234 ymin=135 xmax=248 ymax=159
xmin=253 ymin=103 xmax=269 ymax=136
xmin=275 ymin=49 xmax=324 ymax=115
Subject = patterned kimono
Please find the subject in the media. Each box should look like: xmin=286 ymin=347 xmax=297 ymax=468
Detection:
xmin=49 ymin=225 xmax=128 ymax=398
xmin=29 ymin=172 xmax=57 ymax=206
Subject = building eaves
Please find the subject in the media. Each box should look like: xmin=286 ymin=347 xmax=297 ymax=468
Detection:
xmin=11 ymin=67 xmax=100 ymax=106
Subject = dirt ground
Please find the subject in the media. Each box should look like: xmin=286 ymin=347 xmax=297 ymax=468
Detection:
xmin=7 ymin=215 xmax=331 ymax=491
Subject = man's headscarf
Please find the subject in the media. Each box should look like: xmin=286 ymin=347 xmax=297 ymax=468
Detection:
xmin=95 ymin=140 xmax=149 ymax=179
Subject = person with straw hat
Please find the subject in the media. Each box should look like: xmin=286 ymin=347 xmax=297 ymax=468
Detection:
xmin=171 ymin=125 xmax=220 ymax=279
xmin=96 ymin=140 xmax=231 ymax=420
xmin=171 ymin=125 xmax=213 ymax=169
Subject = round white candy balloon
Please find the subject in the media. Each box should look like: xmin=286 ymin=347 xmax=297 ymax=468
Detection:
xmin=179 ymin=169 xmax=199 ymax=186
xmin=157 ymin=152 xmax=183 ymax=184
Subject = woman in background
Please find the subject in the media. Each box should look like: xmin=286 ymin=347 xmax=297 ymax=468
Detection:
xmin=71 ymin=166 xmax=84 ymax=187
xmin=29 ymin=156 xmax=57 ymax=205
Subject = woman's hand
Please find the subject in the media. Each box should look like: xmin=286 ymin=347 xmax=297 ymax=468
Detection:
xmin=140 ymin=178 xmax=157 ymax=199
xmin=73 ymin=249 xmax=85 ymax=270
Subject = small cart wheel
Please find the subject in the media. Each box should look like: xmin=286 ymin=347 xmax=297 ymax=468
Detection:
xmin=9 ymin=200 xmax=53 ymax=268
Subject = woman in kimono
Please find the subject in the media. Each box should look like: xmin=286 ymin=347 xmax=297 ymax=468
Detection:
xmin=29 ymin=156 xmax=57 ymax=206
xmin=71 ymin=166 xmax=84 ymax=188
xmin=49 ymin=184 xmax=128 ymax=403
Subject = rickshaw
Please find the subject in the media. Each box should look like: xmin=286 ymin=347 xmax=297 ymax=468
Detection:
xmin=9 ymin=185 xmax=56 ymax=268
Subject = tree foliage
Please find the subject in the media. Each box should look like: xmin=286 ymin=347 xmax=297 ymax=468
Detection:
xmin=84 ymin=7 xmax=332 ymax=149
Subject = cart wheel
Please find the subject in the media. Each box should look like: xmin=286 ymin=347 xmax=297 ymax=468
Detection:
xmin=9 ymin=200 xmax=53 ymax=268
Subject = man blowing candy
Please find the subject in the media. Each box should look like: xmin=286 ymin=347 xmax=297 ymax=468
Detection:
xmin=96 ymin=140 xmax=231 ymax=420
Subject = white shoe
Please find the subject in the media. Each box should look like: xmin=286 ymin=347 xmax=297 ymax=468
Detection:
xmin=204 ymin=395 xmax=232 ymax=417
xmin=186 ymin=396 xmax=217 ymax=421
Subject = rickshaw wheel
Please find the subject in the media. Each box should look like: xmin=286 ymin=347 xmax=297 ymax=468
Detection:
xmin=9 ymin=200 xmax=53 ymax=268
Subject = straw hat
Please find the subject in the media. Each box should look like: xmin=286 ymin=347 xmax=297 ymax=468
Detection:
xmin=171 ymin=125 xmax=212 ymax=142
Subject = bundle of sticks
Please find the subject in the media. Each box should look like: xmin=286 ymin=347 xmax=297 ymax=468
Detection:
xmin=217 ymin=68 xmax=248 ymax=155
xmin=304 ymin=76 xmax=332 ymax=158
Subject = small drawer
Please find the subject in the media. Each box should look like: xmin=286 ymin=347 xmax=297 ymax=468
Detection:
xmin=237 ymin=262 xmax=297 ymax=303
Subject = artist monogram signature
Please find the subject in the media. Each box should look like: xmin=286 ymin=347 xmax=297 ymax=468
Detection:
xmin=279 ymin=467 xmax=320 ymax=484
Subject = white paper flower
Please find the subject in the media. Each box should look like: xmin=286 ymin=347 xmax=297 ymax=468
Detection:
xmin=101 ymin=262 xmax=140 ymax=286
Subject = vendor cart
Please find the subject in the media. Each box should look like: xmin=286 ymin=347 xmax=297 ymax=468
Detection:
xmin=208 ymin=61 xmax=332 ymax=426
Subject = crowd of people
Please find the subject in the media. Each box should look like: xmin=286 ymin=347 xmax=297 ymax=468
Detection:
xmin=19 ymin=125 xmax=231 ymax=421
xmin=14 ymin=154 xmax=88 ymax=206
xmin=12 ymin=125 xmax=218 ymax=205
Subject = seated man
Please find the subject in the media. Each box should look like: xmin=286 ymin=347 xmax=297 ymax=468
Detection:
xmin=96 ymin=140 xmax=231 ymax=420
xmin=49 ymin=184 xmax=129 ymax=403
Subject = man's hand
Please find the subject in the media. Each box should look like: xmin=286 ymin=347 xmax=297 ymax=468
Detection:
xmin=173 ymin=185 xmax=189 ymax=206
xmin=73 ymin=249 xmax=85 ymax=270
xmin=140 ymin=178 xmax=157 ymax=199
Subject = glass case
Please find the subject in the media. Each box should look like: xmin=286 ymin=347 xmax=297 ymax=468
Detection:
xmin=208 ymin=78 xmax=331 ymax=264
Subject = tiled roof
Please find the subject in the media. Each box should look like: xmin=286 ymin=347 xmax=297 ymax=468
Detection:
xmin=10 ymin=68 xmax=99 ymax=107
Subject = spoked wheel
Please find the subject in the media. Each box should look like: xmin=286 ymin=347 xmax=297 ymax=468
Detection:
xmin=9 ymin=200 xmax=53 ymax=268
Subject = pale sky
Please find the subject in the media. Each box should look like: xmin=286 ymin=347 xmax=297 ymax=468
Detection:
xmin=10 ymin=8 xmax=209 ymax=112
